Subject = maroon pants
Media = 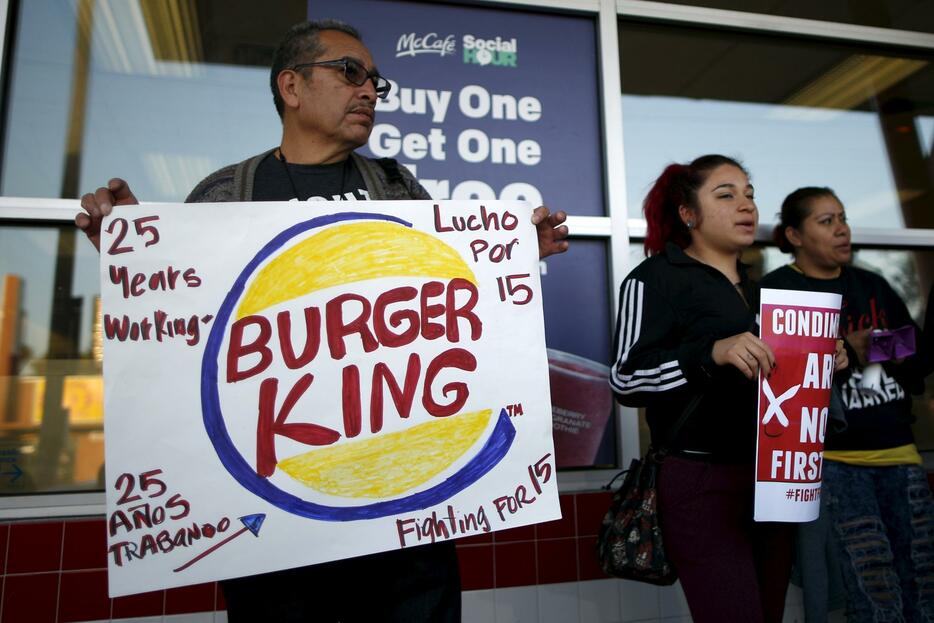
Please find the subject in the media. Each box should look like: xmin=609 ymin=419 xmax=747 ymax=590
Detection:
xmin=658 ymin=456 xmax=795 ymax=623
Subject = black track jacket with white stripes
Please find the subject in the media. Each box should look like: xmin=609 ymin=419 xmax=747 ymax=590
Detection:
xmin=610 ymin=242 xmax=760 ymax=461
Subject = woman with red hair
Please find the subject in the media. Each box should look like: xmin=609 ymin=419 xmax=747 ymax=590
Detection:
xmin=610 ymin=155 xmax=793 ymax=622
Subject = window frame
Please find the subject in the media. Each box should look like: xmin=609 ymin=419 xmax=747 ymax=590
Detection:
xmin=2 ymin=0 xmax=934 ymax=517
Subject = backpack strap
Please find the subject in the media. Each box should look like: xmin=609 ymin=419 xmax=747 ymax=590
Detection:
xmin=376 ymin=157 xmax=405 ymax=185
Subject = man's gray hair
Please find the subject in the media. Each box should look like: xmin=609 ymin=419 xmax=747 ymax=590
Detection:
xmin=270 ymin=19 xmax=363 ymax=118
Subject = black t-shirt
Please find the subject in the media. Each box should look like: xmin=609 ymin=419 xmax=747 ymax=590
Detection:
xmin=252 ymin=152 xmax=369 ymax=202
xmin=220 ymin=151 xmax=460 ymax=619
xmin=760 ymin=264 xmax=928 ymax=451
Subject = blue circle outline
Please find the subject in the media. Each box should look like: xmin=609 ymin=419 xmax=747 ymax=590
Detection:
xmin=200 ymin=212 xmax=515 ymax=521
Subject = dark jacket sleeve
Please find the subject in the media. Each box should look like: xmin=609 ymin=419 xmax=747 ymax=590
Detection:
xmin=925 ymin=284 xmax=934 ymax=363
xmin=926 ymin=284 xmax=934 ymax=334
xmin=609 ymin=273 xmax=713 ymax=407
xmin=185 ymin=164 xmax=237 ymax=203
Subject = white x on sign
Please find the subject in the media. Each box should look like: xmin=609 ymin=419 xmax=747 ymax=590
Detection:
xmin=762 ymin=378 xmax=801 ymax=428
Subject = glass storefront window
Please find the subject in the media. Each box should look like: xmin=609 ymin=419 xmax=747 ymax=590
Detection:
xmin=0 ymin=230 xmax=617 ymax=495
xmin=2 ymin=0 xmax=306 ymax=201
xmin=619 ymin=20 xmax=934 ymax=230
xmin=1 ymin=1 xmax=622 ymax=495
xmin=0 ymin=224 xmax=102 ymax=493
xmin=668 ymin=0 xmax=934 ymax=32
xmin=542 ymin=240 xmax=615 ymax=469
xmin=0 ymin=0 xmax=310 ymax=495
xmin=656 ymin=0 xmax=934 ymax=34
xmin=5 ymin=1 xmax=933 ymax=495
xmin=618 ymin=19 xmax=934 ymax=459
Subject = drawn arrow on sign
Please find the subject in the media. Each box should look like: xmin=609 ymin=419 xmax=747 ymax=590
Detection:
xmin=173 ymin=513 xmax=266 ymax=573
xmin=1 ymin=464 xmax=23 ymax=483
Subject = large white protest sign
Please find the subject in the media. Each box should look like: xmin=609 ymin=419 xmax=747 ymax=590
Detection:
xmin=101 ymin=200 xmax=559 ymax=597
xmin=755 ymin=288 xmax=842 ymax=522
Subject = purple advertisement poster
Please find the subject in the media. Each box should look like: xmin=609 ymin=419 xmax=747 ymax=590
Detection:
xmin=309 ymin=0 xmax=615 ymax=467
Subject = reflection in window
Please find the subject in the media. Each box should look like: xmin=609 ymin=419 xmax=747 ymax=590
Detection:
xmin=542 ymin=239 xmax=615 ymax=469
xmin=655 ymin=0 xmax=934 ymax=34
xmin=0 ymin=225 xmax=103 ymax=494
xmin=918 ymin=117 xmax=934 ymax=159
xmin=619 ymin=21 xmax=934 ymax=231
xmin=2 ymin=0 xmax=305 ymax=201
xmin=1 ymin=0 xmax=309 ymax=494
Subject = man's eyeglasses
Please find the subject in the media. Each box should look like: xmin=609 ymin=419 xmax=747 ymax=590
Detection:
xmin=290 ymin=57 xmax=391 ymax=100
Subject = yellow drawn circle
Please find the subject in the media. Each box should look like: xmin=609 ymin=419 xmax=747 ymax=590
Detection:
xmin=234 ymin=220 xmax=487 ymax=499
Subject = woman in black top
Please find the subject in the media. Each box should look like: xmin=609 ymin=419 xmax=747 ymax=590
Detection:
xmin=610 ymin=155 xmax=791 ymax=623
xmin=761 ymin=187 xmax=934 ymax=623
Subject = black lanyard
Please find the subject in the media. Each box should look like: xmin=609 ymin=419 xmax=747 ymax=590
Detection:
xmin=276 ymin=148 xmax=349 ymax=202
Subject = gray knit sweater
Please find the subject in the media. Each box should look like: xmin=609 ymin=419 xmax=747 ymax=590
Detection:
xmin=185 ymin=148 xmax=431 ymax=203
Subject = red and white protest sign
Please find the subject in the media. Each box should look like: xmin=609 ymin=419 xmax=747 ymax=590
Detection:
xmin=755 ymin=288 xmax=842 ymax=522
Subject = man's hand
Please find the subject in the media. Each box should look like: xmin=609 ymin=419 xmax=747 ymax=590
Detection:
xmin=76 ymin=178 xmax=139 ymax=251
xmin=532 ymin=206 xmax=569 ymax=259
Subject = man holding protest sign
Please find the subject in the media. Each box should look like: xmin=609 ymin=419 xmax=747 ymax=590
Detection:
xmin=76 ymin=19 xmax=569 ymax=623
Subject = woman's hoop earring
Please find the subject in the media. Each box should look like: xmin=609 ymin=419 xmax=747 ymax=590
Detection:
xmin=686 ymin=220 xmax=695 ymax=230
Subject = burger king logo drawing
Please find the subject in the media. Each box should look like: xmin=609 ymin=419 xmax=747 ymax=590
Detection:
xmin=202 ymin=212 xmax=515 ymax=521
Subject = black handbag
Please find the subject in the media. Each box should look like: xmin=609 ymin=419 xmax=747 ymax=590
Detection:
xmin=596 ymin=395 xmax=702 ymax=585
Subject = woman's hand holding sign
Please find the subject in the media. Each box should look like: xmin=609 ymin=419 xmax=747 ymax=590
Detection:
xmin=834 ymin=339 xmax=849 ymax=371
xmin=76 ymin=178 xmax=139 ymax=252
xmin=844 ymin=328 xmax=871 ymax=367
xmin=712 ymin=332 xmax=776 ymax=380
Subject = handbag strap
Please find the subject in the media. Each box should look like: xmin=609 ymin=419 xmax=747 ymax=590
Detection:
xmin=602 ymin=392 xmax=704 ymax=490
xmin=654 ymin=393 xmax=704 ymax=457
